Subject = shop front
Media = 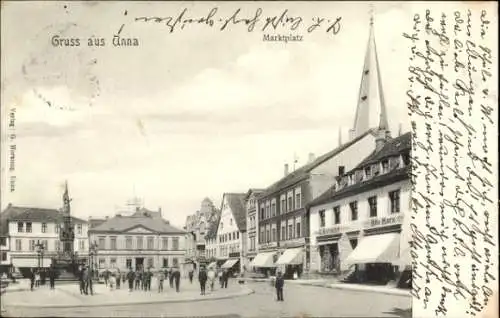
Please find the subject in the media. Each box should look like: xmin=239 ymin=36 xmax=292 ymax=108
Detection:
xmin=249 ymin=251 xmax=277 ymax=277
xmin=275 ymin=247 xmax=303 ymax=279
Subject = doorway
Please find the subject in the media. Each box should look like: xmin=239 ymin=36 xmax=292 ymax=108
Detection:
xmin=135 ymin=257 xmax=144 ymax=271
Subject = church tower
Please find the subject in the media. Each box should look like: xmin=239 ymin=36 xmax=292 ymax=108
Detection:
xmin=349 ymin=9 xmax=390 ymax=141
xmin=60 ymin=180 xmax=75 ymax=255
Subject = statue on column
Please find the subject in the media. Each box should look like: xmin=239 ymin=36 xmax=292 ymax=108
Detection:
xmin=59 ymin=181 xmax=74 ymax=256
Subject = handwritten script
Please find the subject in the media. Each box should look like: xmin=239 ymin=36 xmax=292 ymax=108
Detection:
xmin=404 ymin=7 xmax=497 ymax=317
xmin=116 ymin=7 xmax=342 ymax=36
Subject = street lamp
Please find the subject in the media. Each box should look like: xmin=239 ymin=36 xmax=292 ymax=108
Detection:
xmin=35 ymin=240 xmax=45 ymax=271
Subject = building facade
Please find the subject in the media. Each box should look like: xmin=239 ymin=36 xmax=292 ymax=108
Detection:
xmin=214 ymin=193 xmax=247 ymax=273
xmin=245 ymin=189 xmax=263 ymax=269
xmin=88 ymin=207 xmax=186 ymax=271
xmin=308 ymin=132 xmax=411 ymax=284
xmin=184 ymin=198 xmax=219 ymax=270
xmin=1 ymin=204 xmax=89 ymax=272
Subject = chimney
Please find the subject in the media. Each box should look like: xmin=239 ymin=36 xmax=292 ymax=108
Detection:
xmin=375 ymin=128 xmax=388 ymax=152
xmin=308 ymin=153 xmax=316 ymax=163
xmin=284 ymin=163 xmax=289 ymax=176
xmin=338 ymin=166 xmax=345 ymax=177
xmin=158 ymin=207 xmax=162 ymax=217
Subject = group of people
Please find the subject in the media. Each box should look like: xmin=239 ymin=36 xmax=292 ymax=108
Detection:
xmin=29 ymin=266 xmax=57 ymax=291
xmin=78 ymin=265 xmax=95 ymax=295
xmin=197 ymin=266 xmax=230 ymax=295
xmin=121 ymin=267 xmax=182 ymax=293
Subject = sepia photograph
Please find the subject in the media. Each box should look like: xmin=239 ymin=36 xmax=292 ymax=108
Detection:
xmin=1 ymin=1 xmax=497 ymax=318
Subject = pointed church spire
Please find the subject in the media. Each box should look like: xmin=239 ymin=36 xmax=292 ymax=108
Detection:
xmin=349 ymin=6 xmax=389 ymax=140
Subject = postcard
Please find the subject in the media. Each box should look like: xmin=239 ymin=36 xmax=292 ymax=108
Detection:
xmin=1 ymin=1 xmax=497 ymax=317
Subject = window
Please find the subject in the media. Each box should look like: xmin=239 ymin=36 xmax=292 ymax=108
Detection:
xmin=319 ymin=210 xmax=326 ymax=228
xmin=281 ymin=225 xmax=285 ymax=240
xmin=79 ymin=239 xmax=85 ymax=251
xmin=55 ymin=224 xmax=59 ymax=233
xmin=365 ymin=166 xmax=372 ymax=179
xmin=110 ymin=236 xmax=117 ymax=250
xmin=333 ymin=206 xmax=341 ymax=224
xmin=237 ymin=232 xmax=239 ymax=239
xmin=162 ymin=258 xmax=168 ymax=268
xmin=266 ymin=229 xmax=270 ymax=243
xmin=42 ymin=239 xmax=48 ymax=250
xmin=172 ymin=257 xmax=178 ymax=267
xmin=368 ymin=196 xmax=378 ymax=217
xmin=41 ymin=223 xmax=47 ymax=233
xmin=77 ymin=224 xmax=82 ymax=235
xmin=260 ymin=229 xmax=265 ymax=243
xmin=15 ymin=239 xmax=22 ymax=251
xmin=281 ymin=198 xmax=286 ymax=214
xmin=137 ymin=237 xmax=143 ymax=249
xmin=147 ymin=258 xmax=154 ymax=268
xmin=271 ymin=228 xmax=276 ymax=242
xmin=260 ymin=207 xmax=265 ymax=220
xmin=350 ymin=201 xmax=358 ymax=221
xmin=126 ymin=236 xmax=132 ymax=249
xmin=99 ymin=258 xmax=105 ymax=268
xmin=389 ymin=190 xmax=401 ymax=213
xmin=0 ymin=237 xmax=6 ymax=246
xmin=147 ymin=237 xmax=154 ymax=249
xmin=230 ymin=218 xmax=233 ymax=226
xmin=110 ymin=258 xmax=117 ymax=267
xmin=288 ymin=197 xmax=293 ymax=211
xmin=162 ymin=237 xmax=168 ymax=250
xmin=26 ymin=222 xmax=32 ymax=233
xmin=402 ymin=153 xmax=410 ymax=166
xmin=220 ymin=222 xmax=224 ymax=230
xmin=126 ymin=258 xmax=132 ymax=269
xmin=1 ymin=252 xmax=6 ymax=261
xmin=271 ymin=202 xmax=276 ymax=217
xmin=98 ymin=237 xmax=106 ymax=249
xmin=172 ymin=237 xmax=179 ymax=250
xmin=296 ymin=222 xmax=301 ymax=238
xmin=288 ymin=224 xmax=293 ymax=239
xmin=382 ymin=160 xmax=389 ymax=173
xmin=295 ymin=193 xmax=301 ymax=209
xmin=55 ymin=240 xmax=60 ymax=251
xmin=29 ymin=240 xmax=35 ymax=251
xmin=17 ymin=222 xmax=23 ymax=232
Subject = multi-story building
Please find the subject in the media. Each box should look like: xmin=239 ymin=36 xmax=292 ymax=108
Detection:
xmin=88 ymin=207 xmax=186 ymax=271
xmin=308 ymin=132 xmax=411 ymax=284
xmin=254 ymin=15 xmax=393 ymax=279
xmin=1 ymin=204 xmax=88 ymax=275
xmin=244 ymin=189 xmax=263 ymax=270
xmin=214 ymin=193 xmax=247 ymax=274
xmin=184 ymin=198 xmax=219 ymax=270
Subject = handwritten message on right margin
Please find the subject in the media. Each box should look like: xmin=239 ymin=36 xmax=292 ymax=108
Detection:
xmin=403 ymin=4 xmax=498 ymax=318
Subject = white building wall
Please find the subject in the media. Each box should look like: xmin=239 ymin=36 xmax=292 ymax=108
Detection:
xmin=309 ymin=179 xmax=410 ymax=272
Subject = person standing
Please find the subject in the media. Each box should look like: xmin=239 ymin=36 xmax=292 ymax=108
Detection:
xmin=82 ymin=267 xmax=89 ymax=295
xmin=79 ymin=267 xmax=85 ymax=294
xmin=221 ymin=269 xmax=228 ymax=289
xmin=207 ymin=267 xmax=216 ymax=292
xmin=29 ymin=269 xmax=35 ymax=291
xmin=188 ymin=269 xmax=194 ymax=284
xmin=167 ymin=268 xmax=174 ymax=288
xmin=116 ymin=269 xmax=121 ymax=289
xmin=157 ymin=269 xmax=165 ymax=293
xmin=275 ymin=271 xmax=284 ymax=301
xmin=127 ymin=268 xmax=135 ymax=292
xmin=145 ymin=268 xmax=152 ymax=291
xmin=198 ymin=266 xmax=208 ymax=296
xmin=173 ymin=267 xmax=181 ymax=292
xmin=48 ymin=265 xmax=56 ymax=290
xmin=35 ymin=270 xmax=41 ymax=288
xmin=135 ymin=269 xmax=141 ymax=290
xmin=86 ymin=267 xmax=94 ymax=296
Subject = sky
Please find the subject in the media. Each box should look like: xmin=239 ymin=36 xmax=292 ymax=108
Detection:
xmin=1 ymin=1 xmax=416 ymax=228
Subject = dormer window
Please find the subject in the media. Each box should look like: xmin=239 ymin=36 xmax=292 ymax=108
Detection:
xmin=382 ymin=160 xmax=389 ymax=173
xmin=364 ymin=166 xmax=371 ymax=179
xmin=373 ymin=163 xmax=380 ymax=176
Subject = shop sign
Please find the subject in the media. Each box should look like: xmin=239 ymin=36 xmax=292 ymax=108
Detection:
xmin=363 ymin=214 xmax=404 ymax=229
xmin=280 ymin=237 xmax=305 ymax=248
xmin=229 ymin=252 xmax=240 ymax=258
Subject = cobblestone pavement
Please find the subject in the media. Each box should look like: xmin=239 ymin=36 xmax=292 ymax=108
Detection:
xmin=2 ymin=281 xmax=411 ymax=317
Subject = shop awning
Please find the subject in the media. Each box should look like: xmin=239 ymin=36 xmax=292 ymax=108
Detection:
xmin=276 ymin=248 xmax=303 ymax=265
xmin=12 ymin=257 xmax=51 ymax=268
xmin=221 ymin=258 xmax=239 ymax=269
xmin=250 ymin=252 xmax=276 ymax=268
xmin=344 ymin=233 xmax=400 ymax=264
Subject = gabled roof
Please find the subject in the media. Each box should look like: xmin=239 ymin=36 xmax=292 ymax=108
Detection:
xmin=354 ymin=132 xmax=411 ymax=170
xmin=90 ymin=211 xmax=184 ymax=234
xmin=261 ymin=129 xmax=377 ymax=198
xmin=223 ymin=193 xmax=247 ymax=232
xmin=245 ymin=189 xmax=265 ymax=201
xmin=308 ymin=133 xmax=411 ymax=208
